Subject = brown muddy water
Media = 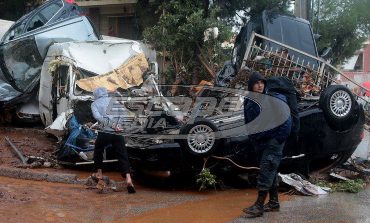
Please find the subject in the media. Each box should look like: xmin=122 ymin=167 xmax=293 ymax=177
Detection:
xmin=0 ymin=127 xmax=292 ymax=222
xmin=0 ymin=174 xmax=291 ymax=223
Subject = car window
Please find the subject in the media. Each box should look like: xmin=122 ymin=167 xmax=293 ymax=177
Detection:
xmin=27 ymin=14 xmax=46 ymax=32
xmin=2 ymin=22 xmax=26 ymax=42
xmin=40 ymin=2 xmax=63 ymax=22
xmin=57 ymin=4 xmax=82 ymax=21
xmin=26 ymin=2 xmax=63 ymax=32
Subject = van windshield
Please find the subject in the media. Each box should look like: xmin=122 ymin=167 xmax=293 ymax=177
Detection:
xmin=265 ymin=17 xmax=317 ymax=57
xmin=263 ymin=14 xmax=319 ymax=67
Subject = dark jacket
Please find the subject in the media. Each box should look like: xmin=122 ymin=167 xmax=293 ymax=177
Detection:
xmin=244 ymin=72 xmax=292 ymax=143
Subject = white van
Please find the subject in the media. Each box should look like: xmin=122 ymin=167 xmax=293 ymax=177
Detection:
xmin=39 ymin=39 xmax=158 ymax=130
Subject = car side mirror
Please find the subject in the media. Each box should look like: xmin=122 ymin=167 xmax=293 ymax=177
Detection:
xmin=314 ymin=33 xmax=321 ymax=40
xmin=320 ymin=47 xmax=332 ymax=60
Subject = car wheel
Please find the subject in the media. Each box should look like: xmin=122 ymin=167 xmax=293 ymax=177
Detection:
xmin=179 ymin=118 xmax=220 ymax=157
xmin=309 ymin=150 xmax=354 ymax=173
xmin=319 ymin=85 xmax=359 ymax=131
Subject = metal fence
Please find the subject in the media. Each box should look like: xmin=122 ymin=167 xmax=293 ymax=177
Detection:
xmin=241 ymin=32 xmax=370 ymax=109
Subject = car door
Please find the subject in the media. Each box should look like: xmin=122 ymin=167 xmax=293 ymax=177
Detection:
xmin=0 ymin=0 xmax=98 ymax=94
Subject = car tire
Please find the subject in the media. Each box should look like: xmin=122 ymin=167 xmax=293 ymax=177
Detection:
xmin=319 ymin=85 xmax=359 ymax=131
xmin=309 ymin=149 xmax=355 ymax=173
xmin=179 ymin=118 xmax=220 ymax=157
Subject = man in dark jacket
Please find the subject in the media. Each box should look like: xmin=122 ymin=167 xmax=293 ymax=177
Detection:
xmin=243 ymin=71 xmax=292 ymax=217
xmin=91 ymin=87 xmax=136 ymax=193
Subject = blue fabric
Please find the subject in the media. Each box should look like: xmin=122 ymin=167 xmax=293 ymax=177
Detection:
xmin=254 ymin=138 xmax=285 ymax=191
xmin=61 ymin=116 xmax=96 ymax=158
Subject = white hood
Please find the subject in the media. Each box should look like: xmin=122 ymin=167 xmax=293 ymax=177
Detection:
xmin=45 ymin=40 xmax=144 ymax=75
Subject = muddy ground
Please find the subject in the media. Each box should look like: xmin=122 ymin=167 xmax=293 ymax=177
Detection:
xmin=0 ymin=126 xmax=57 ymax=167
xmin=0 ymin=126 xmax=261 ymax=222
xmin=2 ymin=126 xmax=370 ymax=222
xmin=0 ymin=175 xmax=266 ymax=223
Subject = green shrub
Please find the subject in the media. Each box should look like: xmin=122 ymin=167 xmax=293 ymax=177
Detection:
xmin=196 ymin=168 xmax=217 ymax=191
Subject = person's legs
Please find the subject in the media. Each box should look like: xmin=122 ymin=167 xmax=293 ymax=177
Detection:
xmin=264 ymin=175 xmax=280 ymax=212
xmin=243 ymin=139 xmax=284 ymax=217
xmin=93 ymin=132 xmax=110 ymax=179
xmin=112 ymin=134 xmax=135 ymax=193
xmin=257 ymin=139 xmax=284 ymax=191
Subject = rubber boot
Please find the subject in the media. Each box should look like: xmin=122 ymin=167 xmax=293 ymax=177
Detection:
xmin=243 ymin=190 xmax=268 ymax=217
xmin=264 ymin=186 xmax=280 ymax=212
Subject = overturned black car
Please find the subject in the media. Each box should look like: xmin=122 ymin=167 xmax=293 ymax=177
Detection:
xmin=126 ymin=11 xmax=365 ymax=177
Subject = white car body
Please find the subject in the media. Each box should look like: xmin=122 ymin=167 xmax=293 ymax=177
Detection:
xmin=39 ymin=39 xmax=157 ymax=129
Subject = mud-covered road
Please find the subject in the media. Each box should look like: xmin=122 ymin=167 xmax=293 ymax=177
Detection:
xmin=1 ymin=127 xmax=370 ymax=222
xmin=2 ymin=175 xmax=370 ymax=223
xmin=0 ymin=174 xmax=264 ymax=223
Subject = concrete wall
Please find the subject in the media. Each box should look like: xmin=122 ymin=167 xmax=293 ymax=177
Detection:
xmin=0 ymin=19 xmax=14 ymax=40
xmin=84 ymin=4 xmax=138 ymax=39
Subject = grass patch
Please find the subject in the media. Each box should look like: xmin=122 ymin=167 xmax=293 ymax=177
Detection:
xmin=316 ymin=179 xmax=365 ymax=193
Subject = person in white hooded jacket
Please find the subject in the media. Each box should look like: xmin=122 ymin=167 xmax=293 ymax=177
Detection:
xmin=91 ymin=87 xmax=136 ymax=193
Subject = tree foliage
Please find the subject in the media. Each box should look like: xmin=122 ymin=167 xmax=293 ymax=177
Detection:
xmin=313 ymin=0 xmax=370 ymax=65
xmin=0 ymin=0 xmax=26 ymax=21
xmin=139 ymin=0 xmax=292 ymax=84
xmin=0 ymin=0 xmax=44 ymax=21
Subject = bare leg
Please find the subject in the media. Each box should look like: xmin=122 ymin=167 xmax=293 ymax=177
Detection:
xmin=125 ymin=173 xmax=133 ymax=186
xmin=96 ymin=169 xmax=103 ymax=179
xmin=122 ymin=173 xmax=136 ymax=193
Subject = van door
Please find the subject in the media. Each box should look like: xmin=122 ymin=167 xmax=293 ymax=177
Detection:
xmin=39 ymin=63 xmax=71 ymax=126
xmin=55 ymin=65 xmax=71 ymax=119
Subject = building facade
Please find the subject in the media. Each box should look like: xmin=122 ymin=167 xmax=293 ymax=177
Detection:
xmin=341 ymin=38 xmax=370 ymax=94
xmin=75 ymin=0 xmax=141 ymax=39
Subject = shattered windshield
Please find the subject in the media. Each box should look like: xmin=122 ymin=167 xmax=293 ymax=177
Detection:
xmin=2 ymin=39 xmax=43 ymax=92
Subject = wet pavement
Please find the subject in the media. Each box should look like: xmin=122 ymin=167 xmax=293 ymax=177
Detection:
xmin=232 ymin=187 xmax=370 ymax=223
xmin=353 ymin=128 xmax=370 ymax=159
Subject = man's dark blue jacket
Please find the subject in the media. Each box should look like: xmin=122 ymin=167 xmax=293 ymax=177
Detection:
xmin=244 ymin=72 xmax=292 ymax=143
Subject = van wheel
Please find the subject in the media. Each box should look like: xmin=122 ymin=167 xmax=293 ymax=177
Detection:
xmin=319 ymin=85 xmax=358 ymax=131
xmin=179 ymin=118 xmax=220 ymax=157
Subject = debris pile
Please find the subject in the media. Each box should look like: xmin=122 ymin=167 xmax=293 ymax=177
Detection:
xmin=5 ymin=136 xmax=58 ymax=169
xmin=278 ymin=173 xmax=330 ymax=196
xmin=84 ymin=175 xmax=127 ymax=194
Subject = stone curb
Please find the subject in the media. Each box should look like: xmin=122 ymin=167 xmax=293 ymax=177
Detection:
xmin=0 ymin=166 xmax=87 ymax=184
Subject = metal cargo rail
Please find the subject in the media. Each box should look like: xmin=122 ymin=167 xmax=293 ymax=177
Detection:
xmin=240 ymin=32 xmax=370 ymax=108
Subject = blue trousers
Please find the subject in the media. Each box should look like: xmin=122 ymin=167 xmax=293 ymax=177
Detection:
xmin=253 ymin=138 xmax=285 ymax=191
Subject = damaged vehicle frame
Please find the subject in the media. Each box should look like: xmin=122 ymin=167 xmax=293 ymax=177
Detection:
xmin=0 ymin=0 xmax=100 ymax=121
xmin=38 ymin=11 xmax=365 ymax=179
xmin=124 ymin=11 xmax=366 ymax=177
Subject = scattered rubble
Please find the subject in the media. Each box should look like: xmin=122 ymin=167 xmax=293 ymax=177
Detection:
xmin=84 ymin=175 xmax=127 ymax=193
xmin=279 ymin=173 xmax=330 ymax=196
xmin=5 ymin=136 xmax=59 ymax=169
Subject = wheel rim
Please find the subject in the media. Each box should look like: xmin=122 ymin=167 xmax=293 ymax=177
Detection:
xmin=329 ymin=90 xmax=352 ymax=117
xmin=187 ymin=124 xmax=215 ymax=154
